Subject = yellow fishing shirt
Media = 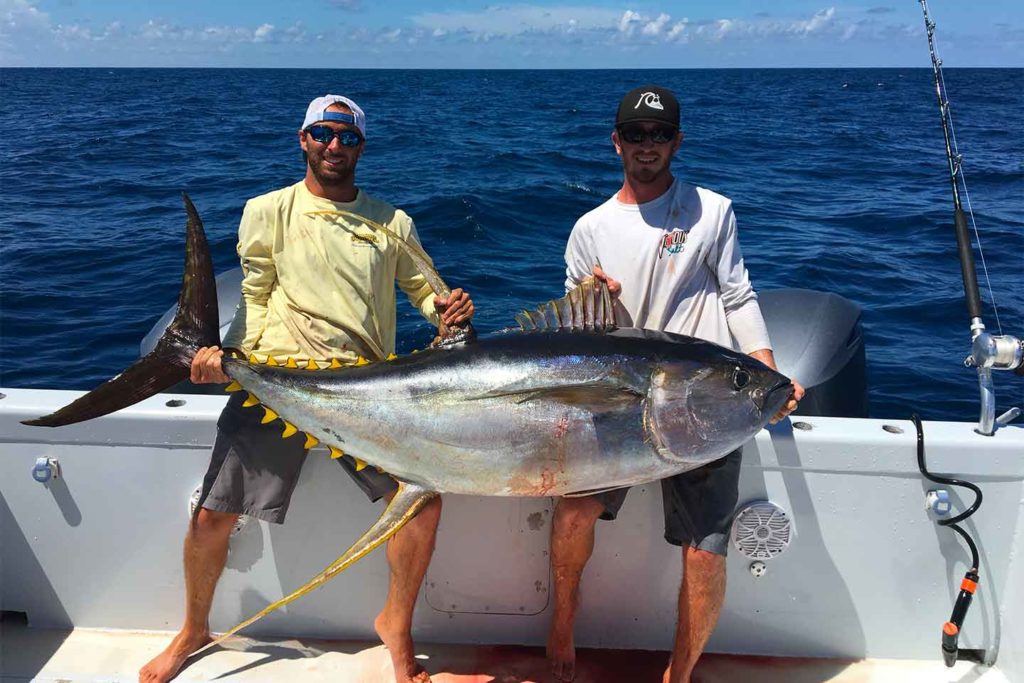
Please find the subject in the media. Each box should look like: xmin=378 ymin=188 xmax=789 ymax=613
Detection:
xmin=221 ymin=181 xmax=439 ymax=364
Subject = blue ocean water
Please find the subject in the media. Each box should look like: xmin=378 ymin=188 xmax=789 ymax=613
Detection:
xmin=0 ymin=68 xmax=1021 ymax=421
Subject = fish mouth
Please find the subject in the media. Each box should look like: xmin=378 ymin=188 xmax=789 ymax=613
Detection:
xmin=762 ymin=379 xmax=794 ymax=414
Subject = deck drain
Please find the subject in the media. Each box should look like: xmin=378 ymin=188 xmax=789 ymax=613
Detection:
xmin=882 ymin=424 xmax=904 ymax=434
xmin=792 ymin=421 xmax=813 ymax=431
xmin=165 ymin=399 xmax=186 ymax=408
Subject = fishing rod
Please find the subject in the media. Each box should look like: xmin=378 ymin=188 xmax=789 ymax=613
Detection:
xmin=919 ymin=0 xmax=1023 ymax=437
xmin=916 ymin=1 xmax=1022 ymax=669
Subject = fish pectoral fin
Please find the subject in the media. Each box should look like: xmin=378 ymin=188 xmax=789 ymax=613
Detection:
xmin=196 ymin=481 xmax=438 ymax=654
xmin=564 ymin=484 xmax=632 ymax=498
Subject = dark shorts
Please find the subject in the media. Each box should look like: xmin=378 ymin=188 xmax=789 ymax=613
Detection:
xmin=593 ymin=449 xmax=742 ymax=556
xmin=195 ymin=391 xmax=398 ymax=524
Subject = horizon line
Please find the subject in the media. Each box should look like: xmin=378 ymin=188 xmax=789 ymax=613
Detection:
xmin=3 ymin=65 xmax=1022 ymax=70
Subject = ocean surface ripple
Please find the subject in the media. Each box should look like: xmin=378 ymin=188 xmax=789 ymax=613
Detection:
xmin=1 ymin=68 xmax=1021 ymax=421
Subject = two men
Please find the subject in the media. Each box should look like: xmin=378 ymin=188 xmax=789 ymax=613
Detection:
xmin=142 ymin=85 xmax=800 ymax=683
xmin=546 ymin=86 xmax=804 ymax=683
xmin=140 ymin=95 xmax=472 ymax=683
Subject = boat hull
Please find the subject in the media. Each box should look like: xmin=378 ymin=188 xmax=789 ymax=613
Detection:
xmin=2 ymin=387 xmax=1022 ymax=675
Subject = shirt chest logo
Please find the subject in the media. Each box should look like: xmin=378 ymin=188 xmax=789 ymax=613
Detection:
xmin=351 ymin=232 xmax=379 ymax=247
xmin=658 ymin=229 xmax=688 ymax=259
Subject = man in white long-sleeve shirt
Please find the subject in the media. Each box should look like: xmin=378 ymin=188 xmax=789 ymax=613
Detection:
xmin=546 ymin=85 xmax=804 ymax=683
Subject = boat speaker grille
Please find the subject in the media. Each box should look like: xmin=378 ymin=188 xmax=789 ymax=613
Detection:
xmin=730 ymin=501 xmax=792 ymax=560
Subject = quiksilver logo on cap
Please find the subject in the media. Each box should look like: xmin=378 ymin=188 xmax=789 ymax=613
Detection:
xmin=634 ymin=92 xmax=664 ymax=111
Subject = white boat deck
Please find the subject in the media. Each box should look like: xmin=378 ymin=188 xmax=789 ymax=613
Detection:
xmin=0 ymin=621 xmax=1010 ymax=683
xmin=3 ymin=390 xmax=1022 ymax=682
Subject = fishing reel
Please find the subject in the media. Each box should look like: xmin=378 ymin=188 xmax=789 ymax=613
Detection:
xmin=964 ymin=329 xmax=1024 ymax=435
xmin=965 ymin=332 xmax=1024 ymax=373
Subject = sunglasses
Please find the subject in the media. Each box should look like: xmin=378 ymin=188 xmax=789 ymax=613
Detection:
xmin=305 ymin=125 xmax=363 ymax=147
xmin=617 ymin=125 xmax=678 ymax=145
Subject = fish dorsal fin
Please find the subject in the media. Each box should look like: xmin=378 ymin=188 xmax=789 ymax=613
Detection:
xmin=515 ymin=280 xmax=617 ymax=333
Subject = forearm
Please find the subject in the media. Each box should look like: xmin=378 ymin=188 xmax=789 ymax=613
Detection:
xmin=747 ymin=348 xmax=777 ymax=370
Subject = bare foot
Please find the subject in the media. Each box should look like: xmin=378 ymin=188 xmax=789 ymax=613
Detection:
xmin=546 ymin=623 xmax=576 ymax=681
xmin=374 ymin=610 xmax=431 ymax=683
xmin=139 ymin=629 xmax=211 ymax=683
xmin=663 ymin=659 xmax=700 ymax=683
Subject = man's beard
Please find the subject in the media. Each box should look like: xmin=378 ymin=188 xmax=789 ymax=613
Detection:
xmin=308 ymin=150 xmax=354 ymax=187
xmin=625 ymin=157 xmax=669 ymax=184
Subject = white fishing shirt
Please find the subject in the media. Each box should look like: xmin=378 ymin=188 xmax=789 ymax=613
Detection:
xmin=564 ymin=180 xmax=772 ymax=354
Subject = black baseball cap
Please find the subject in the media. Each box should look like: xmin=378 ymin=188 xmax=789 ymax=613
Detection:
xmin=615 ymin=85 xmax=680 ymax=129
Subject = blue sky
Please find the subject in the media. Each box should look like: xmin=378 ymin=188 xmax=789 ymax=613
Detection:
xmin=1 ymin=1 xmax=1020 ymax=68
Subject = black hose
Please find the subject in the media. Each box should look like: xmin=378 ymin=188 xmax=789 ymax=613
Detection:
xmin=912 ymin=413 xmax=983 ymax=568
xmin=912 ymin=413 xmax=984 ymax=667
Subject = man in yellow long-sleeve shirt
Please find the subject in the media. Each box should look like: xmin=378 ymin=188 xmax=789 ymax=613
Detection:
xmin=141 ymin=95 xmax=473 ymax=683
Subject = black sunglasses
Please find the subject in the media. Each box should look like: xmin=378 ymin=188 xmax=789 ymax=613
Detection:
xmin=305 ymin=125 xmax=363 ymax=147
xmin=617 ymin=125 xmax=678 ymax=145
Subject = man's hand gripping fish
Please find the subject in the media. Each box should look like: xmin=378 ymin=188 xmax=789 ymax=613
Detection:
xmin=23 ymin=195 xmax=793 ymax=652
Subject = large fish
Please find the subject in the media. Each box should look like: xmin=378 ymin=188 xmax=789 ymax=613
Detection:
xmin=24 ymin=195 xmax=793 ymax=648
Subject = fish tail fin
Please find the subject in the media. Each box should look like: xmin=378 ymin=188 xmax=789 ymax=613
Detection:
xmin=22 ymin=193 xmax=220 ymax=427
xmin=196 ymin=482 xmax=438 ymax=653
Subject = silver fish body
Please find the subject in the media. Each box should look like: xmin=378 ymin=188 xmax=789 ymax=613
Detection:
xmin=24 ymin=195 xmax=793 ymax=645
xmin=228 ymin=327 xmax=792 ymax=497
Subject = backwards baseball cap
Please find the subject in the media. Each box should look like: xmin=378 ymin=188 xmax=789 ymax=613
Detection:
xmin=302 ymin=94 xmax=367 ymax=137
xmin=615 ymin=85 xmax=680 ymax=129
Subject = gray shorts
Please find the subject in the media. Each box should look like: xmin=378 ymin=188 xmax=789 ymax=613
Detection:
xmin=195 ymin=391 xmax=398 ymax=524
xmin=593 ymin=449 xmax=742 ymax=556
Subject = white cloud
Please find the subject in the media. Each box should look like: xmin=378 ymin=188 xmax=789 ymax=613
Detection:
xmin=618 ymin=10 xmax=642 ymax=35
xmin=493 ymin=6 xmax=846 ymax=45
xmin=3 ymin=1 xmax=1001 ymax=67
xmin=1 ymin=0 xmax=50 ymax=40
xmin=253 ymin=23 xmax=274 ymax=42
xmin=413 ymin=5 xmax=622 ymax=37
xmin=0 ymin=1 xmax=874 ymax=56
xmin=799 ymin=8 xmax=836 ymax=34
xmin=642 ymin=13 xmax=671 ymax=37
xmin=666 ymin=19 xmax=689 ymax=43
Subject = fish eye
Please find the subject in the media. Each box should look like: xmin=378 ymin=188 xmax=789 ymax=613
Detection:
xmin=732 ymin=367 xmax=751 ymax=390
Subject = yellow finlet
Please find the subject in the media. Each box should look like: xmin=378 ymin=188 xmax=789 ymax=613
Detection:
xmin=242 ymin=393 xmax=260 ymax=408
xmin=249 ymin=354 xmax=260 ymax=364
xmin=224 ymin=381 xmax=243 ymax=393
xmin=281 ymin=421 xmax=297 ymax=438
xmin=354 ymin=458 xmax=368 ymax=472
xmin=306 ymin=359 xmax=320 ymax=371
xmin=355 ymin=356 xmax=369 ymax=366
xmin=329 ymin=358 xmax=343 ymax=369
xmin=261 ymin=407 xmax=278 ymax=424
xmin=411 ymin=349 xmax=419 ymax=354
xmin=285 ymin=357 xmax=298 ymax=369
xmin=265 ymin=356 xmax=279 ymax=367
xmin=304 ymin=433 xmax=319 ymax=449
xmin=386 ymin=353 xmax=398 ymax=361
xmin=329 ymin=446 xmax=344 ymax=460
